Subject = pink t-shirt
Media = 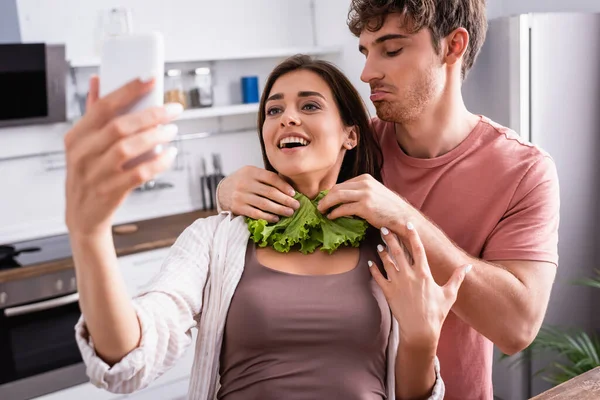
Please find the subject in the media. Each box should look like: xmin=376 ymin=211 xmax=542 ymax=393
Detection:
xmin=372 ymin=116 xmax=559 ymax=400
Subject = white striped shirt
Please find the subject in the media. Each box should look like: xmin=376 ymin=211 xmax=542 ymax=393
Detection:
xmin=75 ymin=212 xmax=444 ymax=399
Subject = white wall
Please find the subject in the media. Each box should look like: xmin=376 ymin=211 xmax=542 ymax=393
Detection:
xmin=488 ymin=0 xmax=600 ymax=19
xmin=0 ymin=0 xmax=332 ymax=244
xmin=15 ymin=0 xmax=315 ymax=64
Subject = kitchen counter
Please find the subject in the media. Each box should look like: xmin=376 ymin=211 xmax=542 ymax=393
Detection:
xmin=0 ymin=209 xmax=218 ymax=284
xmin=531 ymin=367 xmax=600 ymax=399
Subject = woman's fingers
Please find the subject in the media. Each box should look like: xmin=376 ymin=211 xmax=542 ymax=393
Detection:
xmin=380 ymin=227 xmax=412 ymax=271
xmin=404 ymin=222 xmax=432 ymax=277
xmin=368 ymin=260 xmax=390 ymax=291
xmin=444 ymin=264 xmax=472 ymax=303
xmin=88 ymin=103 xmax=183 ymax=157
xmin=376 ymin=244 xmax=403 ymax=280
xmin=99 ymin=146 xmax=178 ymax=197
xmin=85 ymin=124 xmax=178 ymax=184
xmin=86 ymin=75 xmax=100 ymax=111
xmin=73 ymin=77 xmax=157 ymax=137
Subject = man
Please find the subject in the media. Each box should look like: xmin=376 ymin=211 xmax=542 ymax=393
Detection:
xmin=216 ymin=1 xmax=559 ymax=399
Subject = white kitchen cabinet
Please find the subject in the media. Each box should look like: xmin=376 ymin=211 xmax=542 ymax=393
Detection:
xmin=33 ymin=382 xmax=124 ymax=400
xmin=117 ymin=248 xmax=198 ymax=395
xmin=35 ymin=375 xmax=190 ymax=400
xmin=118 ymin=248 xmax=170 ymax=296
xmin=35 ymin=248 xmax=197 ymax=400
xmin=119 ymin=377 xmax=190 ymax=400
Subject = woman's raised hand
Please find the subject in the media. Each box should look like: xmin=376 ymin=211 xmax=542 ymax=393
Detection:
xmin=64 ymin=76 xmax=183 ymax=237
xmin=369 ymin=223 xmax=471 ymax=350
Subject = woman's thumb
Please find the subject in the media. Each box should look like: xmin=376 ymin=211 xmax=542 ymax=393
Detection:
xmin=444 ymin=264 xmax=472 ymax=301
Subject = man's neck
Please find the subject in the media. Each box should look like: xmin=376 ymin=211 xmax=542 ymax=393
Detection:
xmin=394 ymin=90 xmax=480 ymax=159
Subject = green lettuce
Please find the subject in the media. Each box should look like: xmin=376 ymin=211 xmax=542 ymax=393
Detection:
xmin=246 ymin=190 xmax=368 ymax=254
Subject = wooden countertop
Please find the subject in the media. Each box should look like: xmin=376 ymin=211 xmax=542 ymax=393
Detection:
xmin=0 ymin=209 xmax=218 ymax=283
xmin=531 ymin=367 xmax=600 ymax=399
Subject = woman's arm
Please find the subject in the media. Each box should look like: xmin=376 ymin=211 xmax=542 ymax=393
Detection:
xmin=369 ymin=224 xmax=469 ymax=399
xmin=74 ymin=218 xmax=215 ymax=393
xmin=63 ymin=75 xmax=189 ymax=392
xmin=395 ymin=344 xmax=437 ymax=399
xmin=72 ymin=231 xmax=140 ymax=365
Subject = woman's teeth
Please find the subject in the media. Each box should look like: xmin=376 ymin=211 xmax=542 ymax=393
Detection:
xmin=279 ymin=136 xmax=309 ymax=149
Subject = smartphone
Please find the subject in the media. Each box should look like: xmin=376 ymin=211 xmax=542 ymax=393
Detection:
xmin=99 ymin=32 xmax=166 ymax=169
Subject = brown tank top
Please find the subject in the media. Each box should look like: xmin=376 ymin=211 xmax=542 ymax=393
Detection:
xmin=217 ymin=236 xmax=392 ymax=400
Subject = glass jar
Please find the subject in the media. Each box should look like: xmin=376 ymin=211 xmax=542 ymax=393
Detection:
xmin=188 ymin=67 xmax=213 ymax=108
xmin=164 ymin=69 xmax=186 ymax=108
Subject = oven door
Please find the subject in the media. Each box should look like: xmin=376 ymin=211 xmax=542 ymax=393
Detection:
xmin=0 ymin=292 xmax=89 ymax=400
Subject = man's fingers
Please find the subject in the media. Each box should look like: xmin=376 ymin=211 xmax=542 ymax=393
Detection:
xmin=444 ymin=264 xmax=472 ymax=303
xmin=325 ymin=202 xmax=360 ymax=220
xmin=253 ymin=181 xmax=300 ymax=211
xmin=317 ymin=189 xmax=363 ymax=214
xmin=238 ymin=205 xmax=280 ymax=223
xmin=243 ymin=194 xmax=296 ymax=218
xmin=256 ymin=169 xmax=298 ymax=200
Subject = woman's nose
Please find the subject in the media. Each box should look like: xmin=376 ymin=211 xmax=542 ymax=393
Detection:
xmin=280 ymin=111 xmax=301 ymax=127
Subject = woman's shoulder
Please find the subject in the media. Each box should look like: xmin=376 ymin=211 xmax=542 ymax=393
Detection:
xmin=182 ymin=212 xmax=249 ymax=242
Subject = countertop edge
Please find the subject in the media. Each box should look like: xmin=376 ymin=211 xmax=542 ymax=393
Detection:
xmin=0 ymin=209 xmax=218 ymax=284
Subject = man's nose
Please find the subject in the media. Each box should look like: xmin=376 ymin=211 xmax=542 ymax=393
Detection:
xmin=360 ymin=56 xmax=384 ymax=84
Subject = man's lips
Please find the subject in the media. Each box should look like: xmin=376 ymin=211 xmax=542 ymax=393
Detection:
xmin=370 ymin=90 xmax=389 ymax=101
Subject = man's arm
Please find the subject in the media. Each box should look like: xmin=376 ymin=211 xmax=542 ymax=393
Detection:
xmin=321 ymin=156 xmax=559 ymax=355
xmin=389 ymin=156 xmax=559 ymax=355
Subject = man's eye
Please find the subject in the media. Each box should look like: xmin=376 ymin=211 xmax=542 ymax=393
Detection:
xmin=386 ymin=49 xmax=403 ymax=57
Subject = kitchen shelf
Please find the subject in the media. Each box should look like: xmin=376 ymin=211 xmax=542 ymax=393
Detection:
xmin=176 ymin=103 xmax=259 ymax=121
xmin=70 ymin=45 xmax=342 ymax=68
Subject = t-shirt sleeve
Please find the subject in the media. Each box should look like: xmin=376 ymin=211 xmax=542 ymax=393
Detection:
xmin=482 ymin=155 xmax=559 ymax=265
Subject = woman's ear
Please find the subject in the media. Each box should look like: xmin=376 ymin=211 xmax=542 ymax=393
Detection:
xmin=344 ymin=126 xmax=359 ymax=149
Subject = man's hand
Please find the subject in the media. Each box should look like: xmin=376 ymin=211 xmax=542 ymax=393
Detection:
xmin=217 ymin=166 xmax=300 ymax=222
xmin=317 ymin=174 xmax=415 ymax=229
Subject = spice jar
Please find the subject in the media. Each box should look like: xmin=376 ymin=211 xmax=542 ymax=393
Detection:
xmin=188 ymin=67 xmax=213 ymax=108
xmin=164 ymin=69 xmax=186 ymax=108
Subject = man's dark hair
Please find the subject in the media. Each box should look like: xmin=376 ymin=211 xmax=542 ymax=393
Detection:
xmin=347 ymin=0 xmax=488 ymax=80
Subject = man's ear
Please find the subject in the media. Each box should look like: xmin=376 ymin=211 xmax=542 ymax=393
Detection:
xmin=444 ymin=27 xmax=469 ymax=67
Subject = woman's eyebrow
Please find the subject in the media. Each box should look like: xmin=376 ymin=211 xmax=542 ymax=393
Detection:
xmin=266 ymin=91 xmax=326 ymax=102
xmin=298 ymin=91 xmax=325 ymax=100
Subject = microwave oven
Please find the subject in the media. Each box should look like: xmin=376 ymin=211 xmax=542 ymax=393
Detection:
xmin=0 ymin=43 xmax=67 ymax=128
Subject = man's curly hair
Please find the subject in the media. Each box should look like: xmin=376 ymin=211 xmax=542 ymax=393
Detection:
xmin=347 ymin=0 xmax=488 ymax=80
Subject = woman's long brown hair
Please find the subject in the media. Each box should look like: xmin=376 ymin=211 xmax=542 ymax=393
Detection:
xmin=257 ymin=54 xmax=383 ymax=183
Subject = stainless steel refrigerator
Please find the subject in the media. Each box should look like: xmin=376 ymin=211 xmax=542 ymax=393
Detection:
xmin=462 ymin=12 xmax=600 ymax=399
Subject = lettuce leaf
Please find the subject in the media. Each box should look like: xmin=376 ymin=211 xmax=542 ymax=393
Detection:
xmin=246 ymin=190 xmax=368 ymax=254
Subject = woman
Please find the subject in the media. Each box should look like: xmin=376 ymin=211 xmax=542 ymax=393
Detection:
xmin=65 ymin=55 xmax=467 ymax=400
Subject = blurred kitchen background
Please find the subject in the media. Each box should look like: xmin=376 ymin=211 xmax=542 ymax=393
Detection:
xmin=0 ymin=0 xmax=599 ymax=399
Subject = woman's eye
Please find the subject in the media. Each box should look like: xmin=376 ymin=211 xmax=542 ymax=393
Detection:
xmin=386 ymin=49 xmax=403 ymax=57
xmin=302 ymin=103 xmax=320 ymax=111
xmin=267 ymin=107 xmax=282 ymax=116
